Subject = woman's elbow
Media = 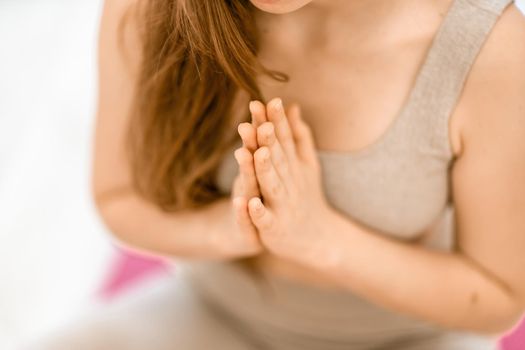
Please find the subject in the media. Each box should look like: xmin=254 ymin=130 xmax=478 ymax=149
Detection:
xmin=91 ymin=187 xmax=140 ymax=249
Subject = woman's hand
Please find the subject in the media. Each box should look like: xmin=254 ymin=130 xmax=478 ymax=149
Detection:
xmin=234 ymin=100 xmax=269 ymax=200
xmin=209 ymin=171 xmax=264 ymax=259
xmin=236 ymin=98 xmax=334 ymax=261
xmin=212 ymin=101 xmax=270 ymax=259
xmin=227 ymin=174 xmax=266 ymax=255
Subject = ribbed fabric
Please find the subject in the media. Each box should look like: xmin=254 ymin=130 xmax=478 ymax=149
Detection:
xmin=180 ymin=0 xmax=515 ymax=349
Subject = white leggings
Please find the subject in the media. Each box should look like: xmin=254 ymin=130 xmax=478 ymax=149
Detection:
xmin=23 ymin=271 xmax=500 ymax=350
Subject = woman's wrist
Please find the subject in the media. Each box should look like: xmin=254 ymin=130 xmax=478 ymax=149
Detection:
xmin=203 ymin=197 xmax=236 ymax=257
xmin=206 ymin=196 xmax=263 ymax=260
xmin=265 ymin=203 xmax=343 ymax=271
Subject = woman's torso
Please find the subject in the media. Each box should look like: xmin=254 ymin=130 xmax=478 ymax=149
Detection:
xmin=177 ymin=0 xmax=513 ymax=348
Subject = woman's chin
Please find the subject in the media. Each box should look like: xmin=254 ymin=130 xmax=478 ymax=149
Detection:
xmin=249 ymin=0 xmax=312 ymax=14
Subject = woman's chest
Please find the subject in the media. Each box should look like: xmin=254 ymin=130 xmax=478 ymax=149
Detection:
xmin=225 ymin=59 xmax=453 ymax=239
xmin=254 ymin=45 xmax=421 ymax=155
xmin=216 ymin=137 xmax=452 ymax=241
xmin=221 ymin=16 xmax=463 ymax=241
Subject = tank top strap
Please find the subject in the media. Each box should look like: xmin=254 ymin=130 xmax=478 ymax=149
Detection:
xmin=402 ymin=0 xmax=514 ymax=160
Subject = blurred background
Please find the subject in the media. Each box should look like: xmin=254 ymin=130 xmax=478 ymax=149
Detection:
xmin=0 ymin=0 xmax=524 ymax=349
xmin=0 ymin=0 xmax=168 ymax=348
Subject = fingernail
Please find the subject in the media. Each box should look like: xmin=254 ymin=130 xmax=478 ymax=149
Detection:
xmin=271 ymin=98 xmax=282 ymax=111
xmin=237 ymin=123 xmax=247 ymax=138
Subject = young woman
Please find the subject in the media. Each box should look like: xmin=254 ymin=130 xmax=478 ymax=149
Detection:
xmin=34 ymin=0 xmax=525 ymax=349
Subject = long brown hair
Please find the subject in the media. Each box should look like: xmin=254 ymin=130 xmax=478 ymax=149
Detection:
xmin=125 ymin=0 xmax=287 ymax=284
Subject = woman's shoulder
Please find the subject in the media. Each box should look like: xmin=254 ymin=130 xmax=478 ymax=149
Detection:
xmin=102 ymin=0 xmax=142 ymax=18
xmin=98 ymin=0 xmax=144 ymax=76
xmin=467 ymin=3 xmax=525 ymax=89
xmin=101 ymin=0 xmax=143 ymax=32
xmin=474 ymin=2 xmax=525 ymax=73
xmin=454 ymin=3 xmax=525 ymax=154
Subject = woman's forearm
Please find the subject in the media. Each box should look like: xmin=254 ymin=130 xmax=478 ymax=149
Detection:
xmin=293 ymin=208 xmax=523 ymax=335
xmin=95 ymin=190 xmax=241 ymax=261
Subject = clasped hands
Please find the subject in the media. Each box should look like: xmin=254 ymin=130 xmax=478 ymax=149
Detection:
xmin=230 ymin=97 xmax=333 ymax=262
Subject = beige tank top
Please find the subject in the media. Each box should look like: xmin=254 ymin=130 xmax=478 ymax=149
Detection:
xmin=175 ymin=0 xmax=514 ymax=348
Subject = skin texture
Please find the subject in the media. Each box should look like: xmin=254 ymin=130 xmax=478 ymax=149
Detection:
xmin=94 ymin=0 xmax=525 ymax=335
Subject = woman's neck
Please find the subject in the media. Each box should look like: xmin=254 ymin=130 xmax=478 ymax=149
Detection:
xmin=255 ymin=0 xmax=447 ymax=54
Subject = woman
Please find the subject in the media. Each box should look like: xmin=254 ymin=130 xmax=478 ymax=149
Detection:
xmin=34 ymin=0 xmax=525 ymax=349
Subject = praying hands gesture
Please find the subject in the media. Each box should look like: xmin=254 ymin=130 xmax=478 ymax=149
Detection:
xmin=232 ymin=98 xmax=334 ymax=262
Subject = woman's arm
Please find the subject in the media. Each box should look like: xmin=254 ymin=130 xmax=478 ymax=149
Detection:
xmin=299 ymin=208 xmax=524 ymax=335
xmin=96 ymin=190 xmax=252 ymax=260
xmin=92 ymin=0 xmax=262 ymax=260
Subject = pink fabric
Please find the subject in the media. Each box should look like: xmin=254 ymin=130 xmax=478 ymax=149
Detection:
xmin=98 ymin=250 xmax=525 ymax=349
xmin=98 ymin=248 xmax=168 ymax=300
xmin=500 ymin=316 xmax=525 ymax=350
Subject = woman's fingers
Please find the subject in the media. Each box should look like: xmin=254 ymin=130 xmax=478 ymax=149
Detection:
xmin=256 ymin=121 xmax=293 ymax=190
xmin=266 ymin=98 xmax=297 ymax=163
xmin=232 ymin=196 xmax=264 ymax=253
xmin=232 ymin=194 xmax=253 ymax=230
xmin=231 ymin=177 xmax=263 ymax=253
xmin=253 ymin=146 xmax=286 ymax=207
xmin=249 ymin=100 xmax=268 ymax=127
xmin=232 ymin=173 xmax=243 ymax=196
xmin=231 ymin=176 xmax=254 ymax=233
xmin=238 ymin=122 xmax=258 ymax=153
xmin=234 ymin=147 xmax=260 ymax=199
xmin=286 ymin=104 xmax=319 ymax=166
xmin=248 ymin=197 xmax=277 ymax=235
xmin=232 ymin=195 xmax=255 ymax=234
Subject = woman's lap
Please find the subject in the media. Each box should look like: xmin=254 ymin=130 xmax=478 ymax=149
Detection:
xmin=374 ymin=331 xmax=499 ymax=350
xmin=22 ymin=269 xmax=500 ymax=350
xmin=22 ymin=273 xmax=256 ymax=350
